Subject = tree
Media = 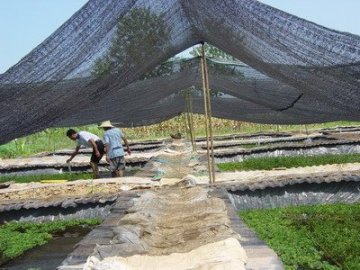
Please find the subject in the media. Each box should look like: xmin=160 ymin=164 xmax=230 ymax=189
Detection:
xmin=93 ymin=7 xmax=170 ymax=76
xmin=189 ymin=44 xmax=244 ymax=97
xmin=190 ymin=43 xmax=237 ymax=61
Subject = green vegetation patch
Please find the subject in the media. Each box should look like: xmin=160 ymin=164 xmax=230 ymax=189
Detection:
xmin=0 ymin=172 xmax=93 ymax=184
xmin=239 ymin=203 xmax=360 ymax=270
xmin=218 ymin=153 xmax=360 ymax=171
xmin=0 ymin=219 xmax=100 ymax=265
xmin=234 ymin=143 xmax=257 ymax=149
xmin=0 ymin=126 xmax=102 ymax=159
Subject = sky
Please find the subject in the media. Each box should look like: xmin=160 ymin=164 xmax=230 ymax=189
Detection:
xmin=0 ymin=0 xmax=87 ymax=74
xmin=1 ymin=0 xmax=360 ymax=74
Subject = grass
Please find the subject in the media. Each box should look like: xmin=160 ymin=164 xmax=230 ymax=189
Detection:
xmin=238 ymin=144 xmax=257 ymax=148
xmin=239 ymin=203 xmax=360 ymax=270
xmin=0 ymin=125 xmax=102 ymax=159
xmin=214 ymin=143 xmax=256 ymax=148
xmin=0 ymin=172 xmax=93 ymax=184
xmin=0 ymin=117 xmax=359 ymax=159
xmin=0 ymin=219 xmax=100 ymax=265
xmin=217 ymin=153 xmax=360 ymax=171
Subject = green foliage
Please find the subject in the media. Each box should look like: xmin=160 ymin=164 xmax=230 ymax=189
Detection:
xmin=140 ymin=60 xmax=175 ymax=80
xmin=0 ymin=125 xmax=102 ymax=159
xmin=190 ymin=44 xmax=244 ymax=97
xmin=218 ymin=153 xmax=360 ymax=171
xmin=93 ymin=7 xmax=170 ymax=76
xmin=0 ymin=145 xmax=16 ymax=159
xmin=0 ymin=172 xmax=93 ymax=184
xmin=190 ymin=43 xmax=236 ymax=61
xmin=93 ymin=56 xmax=111 ymax=76
xmin=0 ymin=127 xmax=95 ymax=159
xmin=0 ymin=219 xmax=100 ymax=265
xmin=240 ymin=203 xmax=360 ymax=270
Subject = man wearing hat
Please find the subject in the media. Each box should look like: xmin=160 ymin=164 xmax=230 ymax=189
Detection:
xmin=100 ymin=120 xmax=131 ymax=177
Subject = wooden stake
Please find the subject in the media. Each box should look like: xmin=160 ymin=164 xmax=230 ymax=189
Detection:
xmin=185 ymin=92 xmax=196 ymax=151
xmin=201 ymin=43 xmax=216 ymax=184
xmin=188 ymin=91 xmax=196 ymax=151
xmin=200 ymin=53 xmax=212 ymax=184
xmin=304 ymin=124 xmax=309 ymax=136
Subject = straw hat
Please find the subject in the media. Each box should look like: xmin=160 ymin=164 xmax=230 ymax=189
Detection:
xmin=99 ymin=120 xmax=114 ymax=128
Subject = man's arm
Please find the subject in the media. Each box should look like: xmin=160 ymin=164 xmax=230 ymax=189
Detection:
xmin=89 ymin=139 xmax=101 ymax=157
xmin=122 ymin=136 xmax=131 ymax=155
xmin=67 ymin=145 xmax=80 ymax=163
xmin=105 ymin=143 xmax=110 ymax=162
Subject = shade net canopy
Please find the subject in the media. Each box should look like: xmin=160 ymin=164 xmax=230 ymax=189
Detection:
xmin=0 ymin=0 xmax=360 ymax=144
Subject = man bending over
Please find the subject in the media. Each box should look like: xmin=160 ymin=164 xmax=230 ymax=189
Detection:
xmin=66 ymin=129 xmax=105 ymax=178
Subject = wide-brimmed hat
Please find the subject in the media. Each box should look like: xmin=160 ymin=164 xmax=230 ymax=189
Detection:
xmin=99 ymin=120 xmax=114 ymax=128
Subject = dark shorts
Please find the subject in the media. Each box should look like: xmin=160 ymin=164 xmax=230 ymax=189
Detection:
xmin=109 ymin=156 xmax=126 ymax=172
xmin=90 ymin=140 xmax=105 ymax=163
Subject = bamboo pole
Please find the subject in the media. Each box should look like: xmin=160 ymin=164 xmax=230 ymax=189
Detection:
xmin=202 ymin=46 xmax=216 ymax=183
xmin=188 ymin=90 xmax=196 ymax=151
xmin=201 ymin=43 xmax=216 ymax=184
xmin=185 ymin=91 xmax=196 ymax=151
xmin=200 ymin=51 xmax=213 ymax=184
xmin=183 ymin=112 xmax=189 ymax=140
xmin=304 ymin=124 xmax=309 ymax=136
xmin=185 ymin=96 xmax=190 ymax=139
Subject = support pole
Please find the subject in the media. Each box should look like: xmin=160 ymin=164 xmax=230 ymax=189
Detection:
xmin=185 ymin=91 xmax=196 ymax=151
xmin=183 ymin=112 xmax=190 ymax=140
xmin=204 ymin=55 xmax=216 ymax=183
xmin=189 ymin=91 xmax=196 ymax=151
xmin=200 ymin=43 xmax=216 ymax=184
xmin=200 ymin=56 xmax=212 ymax=184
